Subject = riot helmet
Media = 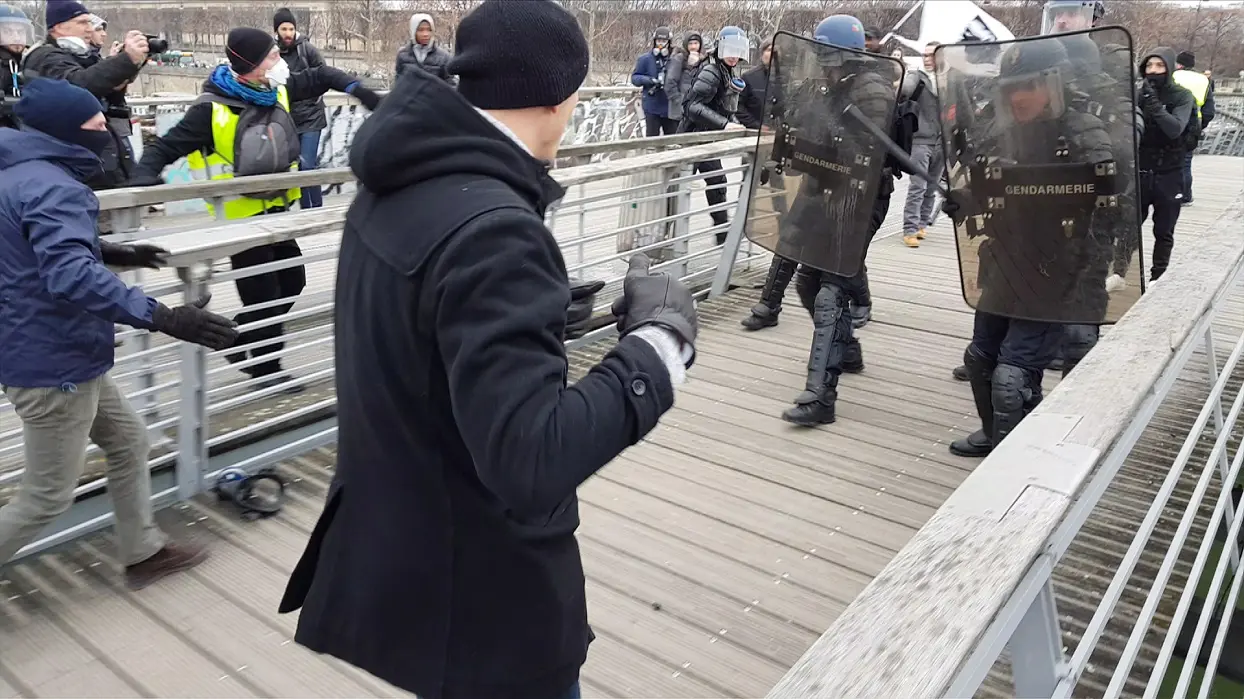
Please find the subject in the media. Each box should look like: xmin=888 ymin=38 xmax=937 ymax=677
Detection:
xmin=652 ymin=26 xmax=671 ymax=57
xmin=996 ymin=40 xmax=1071 ymax=125
xmin=715 ymin=25 xmax=749 ymax=66
xmin=1041 ymin=1 xmax=1105 ymax=35
xmin=0 ymin=4 xmax=34 ymax=53
xmin=812 ymin=15 xmax=866 ymax=68
xmin=1057 ymin=34 xmax=1108 ymax=86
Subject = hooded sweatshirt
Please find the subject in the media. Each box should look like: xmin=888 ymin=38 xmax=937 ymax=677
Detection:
xmin=395 ymin=13 xmax=454 ymax=84
xmin=0 ymin=127 xmax=156 ymax=387
xmin=278 ymin=67 xmax=675 ymax=699
xmin=1136 ymin=47 xmax=1195 ymax=172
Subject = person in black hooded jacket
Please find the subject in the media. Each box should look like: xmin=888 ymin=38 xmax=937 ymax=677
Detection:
xmin=277 ymin=2 xmax=697 ymax=698
xmin=1135 ymin=47 xmax=1195 ymax=282
xmin=274 ymin=8 xmax=329 ymax=210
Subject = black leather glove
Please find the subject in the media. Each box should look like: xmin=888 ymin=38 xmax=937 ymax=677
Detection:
xmin=941 ymin=189 xmax=975 ymax=226
xmin=151 ymin=293 xmax=239 ymax=350
xmin=566 ymin=279 xmax=605 ymax=340
xmin=100 ymin=241 xmax=169 ymax=270
xmin=350 ymin=85 xmax=382 ymax=111
xmin=609 ymin=253 xmax=697 ymax=355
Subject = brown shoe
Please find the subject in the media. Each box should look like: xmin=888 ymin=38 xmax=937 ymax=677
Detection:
xmin=125 ymin=541 xmax=209 ymax=591
xmin=902 ymin=235 xmax=920 ymax=248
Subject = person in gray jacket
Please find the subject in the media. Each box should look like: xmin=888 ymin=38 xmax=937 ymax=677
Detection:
xmin=901 ymin=41 xmax=944 ymax=248
xmin=663 ymin=32 xmax=702 ymax=125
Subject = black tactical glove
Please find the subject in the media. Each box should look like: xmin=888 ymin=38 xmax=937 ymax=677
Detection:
xmin=350 ymin=85 xmax=382 ymax=111
xmin=566 ymin=279 xmax=605 ymax=340
xmin=941 ymin=189 xmax=976 ymax=226
xmin=610 ymin=254 xmax=697 ymax=360
xmin=100 ymin=241 xmax=169 ymax=270
xmin=151 ymin=293 xmax=239 ymax=350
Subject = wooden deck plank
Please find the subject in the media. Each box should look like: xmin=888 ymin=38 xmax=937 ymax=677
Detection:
xmin=4 ymin=554 xmax=256 ymax=697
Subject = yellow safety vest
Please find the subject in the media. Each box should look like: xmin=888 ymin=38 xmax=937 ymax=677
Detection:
xmin=185 ymin=86 xmax=300 ymax=220
xmin=1172 ymin=69 xmax=1210 ymax=120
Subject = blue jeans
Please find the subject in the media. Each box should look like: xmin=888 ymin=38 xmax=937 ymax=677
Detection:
xmin=1182 ymin=151 xmax=1194 ymax=201
xmin=299 ymin=130 xmax=324 ymax=210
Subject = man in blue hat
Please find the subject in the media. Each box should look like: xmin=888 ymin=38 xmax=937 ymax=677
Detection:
xmin=0 ymin=78 xmax=239 ymax=586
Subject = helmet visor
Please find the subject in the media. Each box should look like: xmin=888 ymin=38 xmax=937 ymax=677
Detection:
xmin=717 ymin=33 xmax=749 ymax=61
xmin=0 ymin=16 xmax=34 ymax=47
xmin=1041 ymin=1 xmax=1097 ymax=34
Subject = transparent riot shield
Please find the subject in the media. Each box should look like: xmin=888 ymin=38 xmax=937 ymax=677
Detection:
xmin=934 ymin=26 xmax=1141 ymax=325
xmin=743 ymin=31 xmax=902 ymax=278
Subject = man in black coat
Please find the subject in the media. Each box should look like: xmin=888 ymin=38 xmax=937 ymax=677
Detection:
xmin=277 ymin=2 xmax=697 ymax=697
xmin=735 ymin=37 xmax=772 ymax=129
xmin=394 ymin=11 xmax=455 ymax=85
xmin=274 ymin=7 xmax=328 ymax=209
xmin=22 ymin=1 xmax=145 ymax=192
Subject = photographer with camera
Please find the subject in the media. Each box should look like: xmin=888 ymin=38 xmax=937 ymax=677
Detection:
xmin=22 ymin=1 xmax=154 ymax=192
xmin=631 ymin=26 xmax=675 ymax=136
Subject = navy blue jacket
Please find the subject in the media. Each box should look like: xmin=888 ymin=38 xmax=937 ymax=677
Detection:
xmin=631 ymin=50 xmax=670 ymax=118
xmin=0 ymin=127 xmax=157 ymax=389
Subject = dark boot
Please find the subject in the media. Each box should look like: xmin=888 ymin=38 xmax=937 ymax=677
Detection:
xmin=950 ymin=430 xmax=993 ymax=457
xmin=951 ymin=348 xmax=996 ymax=458
xmin=843 ymin=338 xmax=864 ymax=374
xmin=126 ymin=541 xmax=209 ymax=590
xmin=782 ymin=282 xmax=848 ymax=427
xmin=741 ymin=257 xmax=797 ymax=331
xmin=952 ymin=365 xmax=969 ymax=381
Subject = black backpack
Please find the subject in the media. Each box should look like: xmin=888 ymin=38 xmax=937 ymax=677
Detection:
xmin=1181 ymin=104 xmax=1202 ymax=151
xmin=195 ymin=93 xmax=301 ymax=199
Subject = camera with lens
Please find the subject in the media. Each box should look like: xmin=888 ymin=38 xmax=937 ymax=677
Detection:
xmin=144 ymin=34 xmax=169 ymax=55
xmin=105 ymin=103 xmax=133 ymax=120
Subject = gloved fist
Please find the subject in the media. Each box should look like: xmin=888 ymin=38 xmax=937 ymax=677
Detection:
xmin=941 ymin=189 xmax=975 ymax=225
xmin=609 ymin=254 xmax=697 ymax=359
xmin=566 ymin=279 xmax=605 ymax=340
xmin=152 ymin=293 xmax=239 ymax=350
xmin=350 ymin=85 xmax=382 ymax=111
xmin=101 ymin=241 xmax=169 ymax=270
xmin=126 ymin=174 xmax=164 ymax=187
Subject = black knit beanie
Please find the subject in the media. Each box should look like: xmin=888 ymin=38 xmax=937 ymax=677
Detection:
xmin=1177 ymin=51 xmax=1194 ymax=68
xmin=227 ymin=27 xmax=276 ymax=73
xmin=449 ymin=0 xmax=590 ymax=110
xmin=273 ymin=8 xmax=297 ymax=32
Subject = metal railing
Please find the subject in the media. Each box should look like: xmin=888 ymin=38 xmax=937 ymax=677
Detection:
xmin=7 ymin=132 xmax=772 ymax=562
xmin=767 ymin=192 xmax=1244 ymax=698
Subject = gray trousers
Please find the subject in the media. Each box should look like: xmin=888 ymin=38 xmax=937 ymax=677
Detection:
xmin=0 ymin=374 xmax=166 ymax=566
xmin=903 ymin=143 xmax=944 ymax=235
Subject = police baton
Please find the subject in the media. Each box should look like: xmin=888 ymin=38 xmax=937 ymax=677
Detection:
xmin=842 ymin=104 xmax=951 ymax=199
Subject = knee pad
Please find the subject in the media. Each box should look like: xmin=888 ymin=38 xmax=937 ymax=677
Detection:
xmin=991 ymin=364 xmax=1032 ymax=415
xmin=963 ymin=345 xmax=997 ymax=381
xmin=812 ymin=282 xmax=848 ymax=327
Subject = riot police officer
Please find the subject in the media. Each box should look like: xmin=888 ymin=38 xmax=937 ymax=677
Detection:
xmin=777 ymin=15 xmax=901 ymax=427
xmin=942 ymin=38 xmax=1116 ymax=457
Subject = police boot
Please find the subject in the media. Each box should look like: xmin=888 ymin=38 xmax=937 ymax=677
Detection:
xmin=842 ymin=337 xmax=864 ymax=374
xmin=741 ymin=257 xmax=797 ymax=331
xmin=950 ymin=348 xmax=996 ymax=457
xmin=990 ymin=363 xmax=1036 ymax=447
xmin=782 ymin=284 xmax=849 ymax=427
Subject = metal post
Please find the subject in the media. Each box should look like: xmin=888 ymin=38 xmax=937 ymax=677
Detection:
xmin=1202 ymin=326 xmax=1241 ymax=571
xmin=1009 ymin=580 xmax=1067 ymax=697
xmin=708 ymin=157 xmax=755 ymax=298
xmin=175 ymin=263 xmax=211 ymax=501
xmin=576 ymin=182 xmax=587 ymax=266
xmin=670 ymin=164 xmax=690 ymax=279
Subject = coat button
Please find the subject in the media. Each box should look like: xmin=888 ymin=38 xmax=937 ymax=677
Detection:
xmin=631 ymin=379 xmax=647 ymax=396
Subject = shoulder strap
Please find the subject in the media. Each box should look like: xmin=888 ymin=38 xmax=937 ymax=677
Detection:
xmin=297 ymin=41 xmax=308 ymax=66
xmin=195 ymin=92 xmax=248 ymax=109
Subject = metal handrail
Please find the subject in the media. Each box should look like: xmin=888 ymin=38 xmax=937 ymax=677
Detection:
xmin=126 ymin=85 xmax=640 ymax=109
xmin=96 ymin=130 xmax=757 ymax=212
xmin=767 ymin=191 xmax=1244 ymax=698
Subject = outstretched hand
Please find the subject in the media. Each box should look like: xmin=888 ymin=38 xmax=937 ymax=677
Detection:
xmin=610 ymin=253 xmax=697 ymax=351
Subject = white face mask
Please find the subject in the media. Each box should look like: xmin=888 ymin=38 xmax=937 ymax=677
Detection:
xmin=267 ymin=58 xmax=290 ymax=87
xmin=56 ymin=36 xmax=90 ymax=55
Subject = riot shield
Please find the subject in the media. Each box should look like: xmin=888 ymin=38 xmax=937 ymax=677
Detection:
xmin=934 ymin=27 xmax=1141 ymax=325
xmin=743 ymin=31 xmax=902 ymax=278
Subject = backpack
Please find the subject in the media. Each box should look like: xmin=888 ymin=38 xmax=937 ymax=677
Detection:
xmin=195 ymin=93 xmax=301 ymax=200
